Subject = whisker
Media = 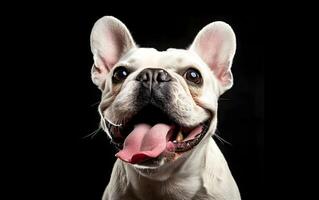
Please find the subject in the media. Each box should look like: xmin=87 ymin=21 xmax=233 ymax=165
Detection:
xmin=214 ymin=130 xmax=232 ymax=146
xmin=82 ymin=126 xmax=102 ymax=139
xmin=90 ymin=101 xmax=100 ymax=107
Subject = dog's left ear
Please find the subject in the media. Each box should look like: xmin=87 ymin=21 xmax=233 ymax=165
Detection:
xmin=90 ymin=16 xmax=136 ymax=90
xmin=190 ymin=21 xmax=236 ymax=94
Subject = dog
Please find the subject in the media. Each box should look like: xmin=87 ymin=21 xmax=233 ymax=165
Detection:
xmin=89 ymin=16 xmax=241 ymax=200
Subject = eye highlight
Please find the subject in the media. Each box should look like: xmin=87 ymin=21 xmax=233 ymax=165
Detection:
xmin=184 ymin=68 xmax=202 ymax=85
xmin=112 ymin=66 xmax=129 ymax=83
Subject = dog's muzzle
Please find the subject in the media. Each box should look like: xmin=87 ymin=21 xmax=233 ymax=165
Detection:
xmin=105 ymin=68 xmax=212 ymax=165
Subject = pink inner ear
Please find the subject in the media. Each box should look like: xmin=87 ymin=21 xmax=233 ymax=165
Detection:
xmin=199 ymin=47 xmax=231 ymax=86
xmin=104 ymin=29 xmax=127 ymax=69
xmin=197 ymin=30 xmax=228 ymax=77
xmin=190 ymin=22 xmax=235 ymax=89
xmin=219 ymin=69 xmax=232 ymax=87
xmin=91 ymin=17 xmax=135 ymax=74
xmin=90 ymin=16 xmax=136 ymax=89
xmin=95 ymin=30 xmax=125 ymax=72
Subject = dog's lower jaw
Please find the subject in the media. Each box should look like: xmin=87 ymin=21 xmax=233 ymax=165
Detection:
xmin=102 ymin=137 xmax=241 ymax=200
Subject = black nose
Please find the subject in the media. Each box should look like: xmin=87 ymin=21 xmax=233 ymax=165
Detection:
xmin=136 ymin=68 xmax=171 ymax=88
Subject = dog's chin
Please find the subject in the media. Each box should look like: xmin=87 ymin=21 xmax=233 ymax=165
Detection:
xmin=131 ymin=150 xmax=193 ymax=178
xmin=106 ymin=104 xmax=212 ymax=169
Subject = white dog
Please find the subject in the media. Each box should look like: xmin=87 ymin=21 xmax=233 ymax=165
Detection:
xmin=90 ymin=16 xmax=241 ymax=200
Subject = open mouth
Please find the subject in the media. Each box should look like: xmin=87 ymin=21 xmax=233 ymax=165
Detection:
xmin=106 ymin=105 xmax=211 ymax=164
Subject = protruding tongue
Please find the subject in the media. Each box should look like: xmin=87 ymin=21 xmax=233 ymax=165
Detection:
xmin=115 ymin=123 xmax=172 ymax=164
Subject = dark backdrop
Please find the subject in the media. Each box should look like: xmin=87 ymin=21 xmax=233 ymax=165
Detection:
xmin=6 ymin=9 xmax=264 ymax=200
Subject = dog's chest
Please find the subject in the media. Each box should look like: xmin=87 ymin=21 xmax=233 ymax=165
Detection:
xmin=130 ymin=175 xmax=203 ymax=200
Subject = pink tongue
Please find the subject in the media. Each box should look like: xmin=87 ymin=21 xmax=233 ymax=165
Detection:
xmin=115 ymin=123 xmax=172 ymax=164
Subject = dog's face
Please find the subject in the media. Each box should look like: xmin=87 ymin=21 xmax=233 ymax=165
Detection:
xmin=90 ymin=16 xmax=236 ymax=172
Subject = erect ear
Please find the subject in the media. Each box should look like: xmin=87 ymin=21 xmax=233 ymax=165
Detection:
xmin=189 ymin=21 xmax=236 ymax=94
xmin=90 ymin=16 xmax=136 ymax=90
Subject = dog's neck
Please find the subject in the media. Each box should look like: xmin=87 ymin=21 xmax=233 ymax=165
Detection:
xmin=105 ymin=126 xmax=240 ymax=200
xmin=123 ymin=135 xmax=213 ymax=199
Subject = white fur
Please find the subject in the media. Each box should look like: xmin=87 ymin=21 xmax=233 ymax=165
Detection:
xmin=90 ymin=16 xmax=241 ymax=200
xmin=103 ymin=138 xmax=240 ymax=200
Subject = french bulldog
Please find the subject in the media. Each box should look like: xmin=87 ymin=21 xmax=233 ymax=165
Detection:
xmin=90 ymin=16 xmax=241 ymax=200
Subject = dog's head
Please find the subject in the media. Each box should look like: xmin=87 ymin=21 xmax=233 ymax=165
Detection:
xmin=90 ymin=16 xmax=236 ymax=171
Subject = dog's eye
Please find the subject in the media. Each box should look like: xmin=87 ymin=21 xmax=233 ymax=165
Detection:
xmin=184 ymin=68 xmax=202 ymax=84
xmin=113 ymin=66 xmax=129 ymax=83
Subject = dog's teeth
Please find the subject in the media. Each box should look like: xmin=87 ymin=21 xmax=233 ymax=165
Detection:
xmin=176 ymin=131 xmax=184 ymax=142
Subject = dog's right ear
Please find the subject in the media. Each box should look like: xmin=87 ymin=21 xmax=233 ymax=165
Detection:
xmin=90 ymin=16 xmax=136 ymax=90
xmin=189 ymin=21 xmax=236 ymax=95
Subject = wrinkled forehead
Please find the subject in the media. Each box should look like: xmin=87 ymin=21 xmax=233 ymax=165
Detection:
xmin=119 ymin=48 xmax=205 ymax=70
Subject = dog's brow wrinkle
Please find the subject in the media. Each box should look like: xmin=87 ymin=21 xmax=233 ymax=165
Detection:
xmin=176 ymin=57 xmax=183 ymax=64
xmin=127 ymin=58 xmax=136 ymax=64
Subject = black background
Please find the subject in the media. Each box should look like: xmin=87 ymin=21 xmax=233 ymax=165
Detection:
xmin=5 ymin=8 xmax=264 ymax=200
